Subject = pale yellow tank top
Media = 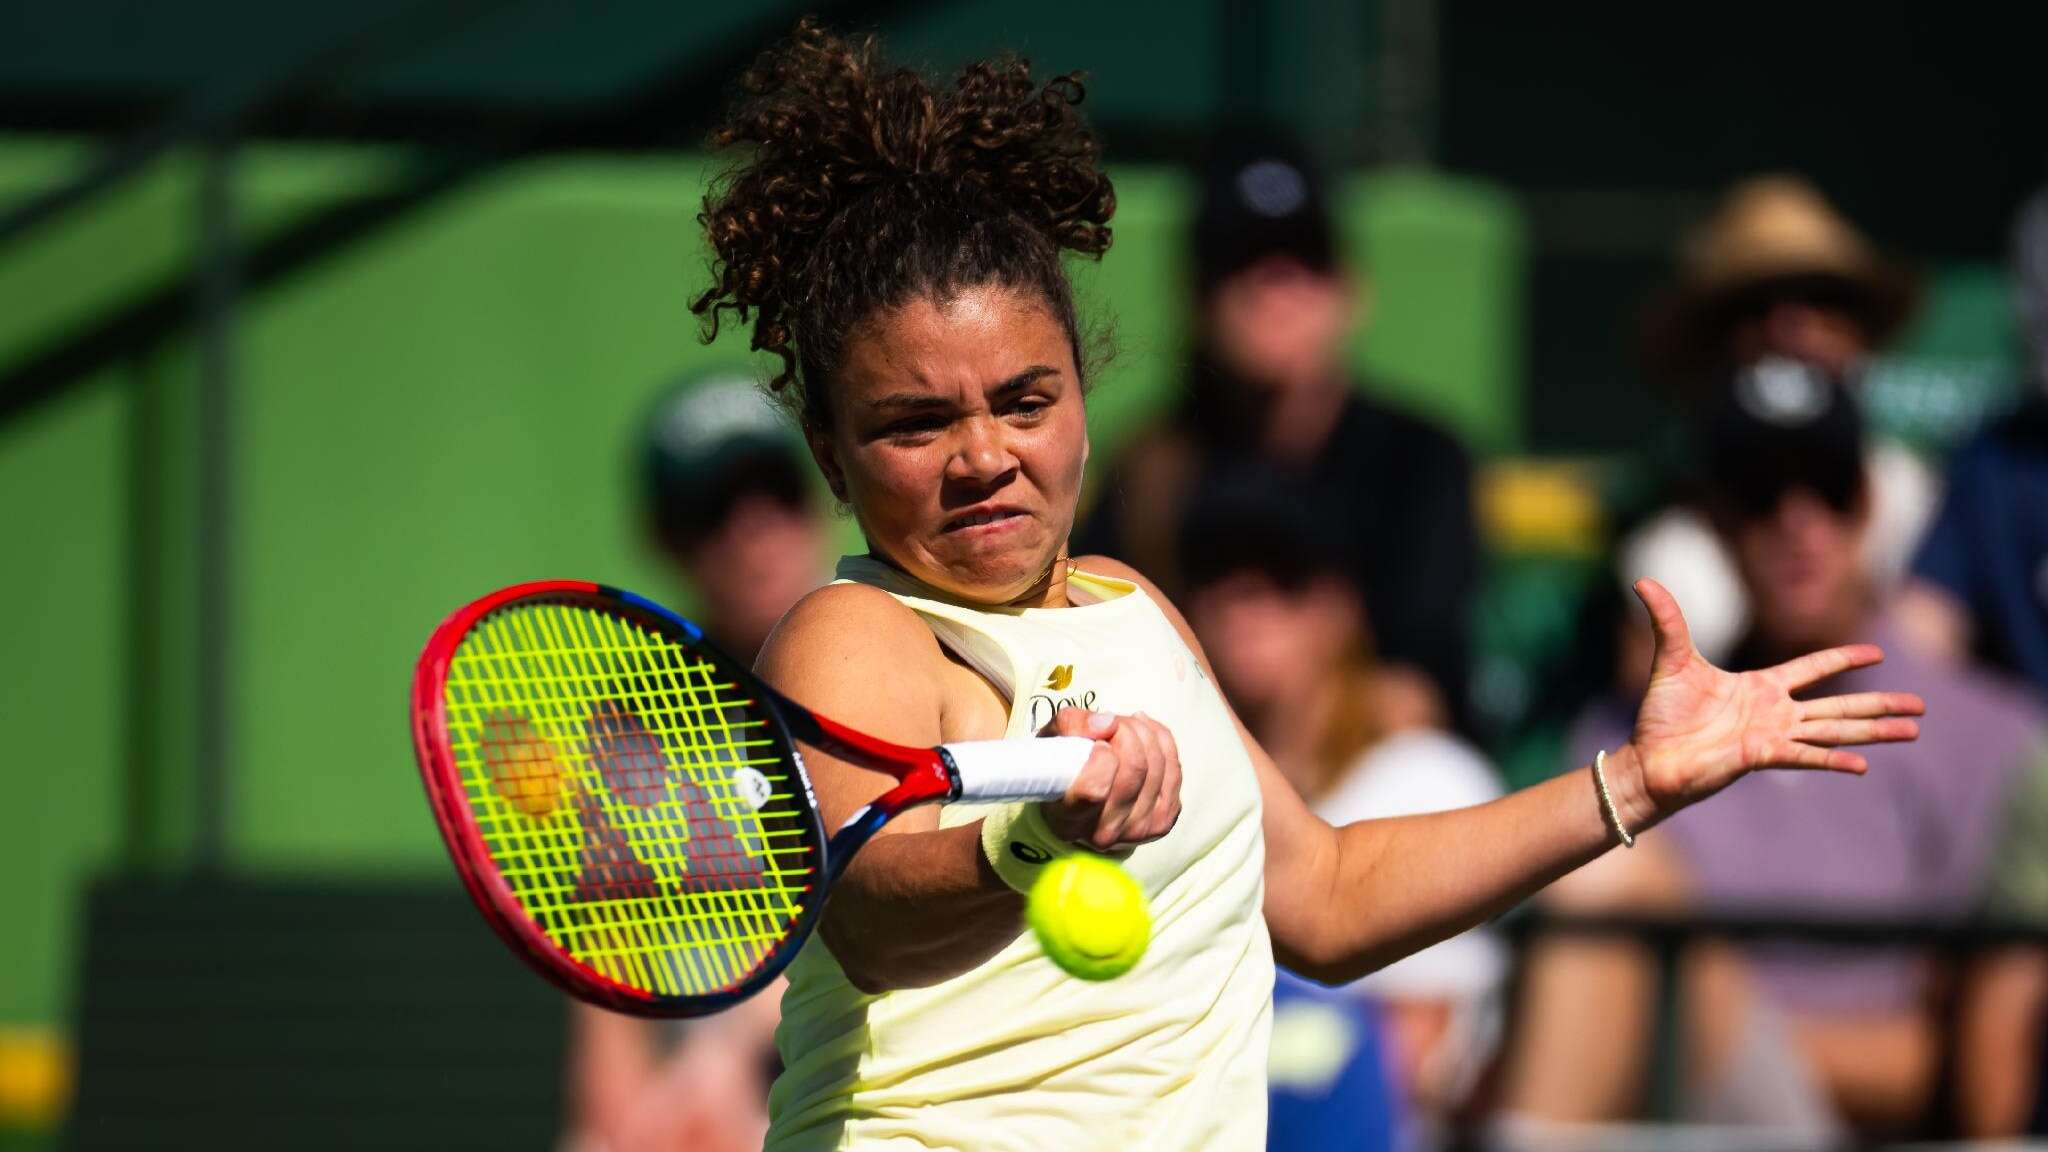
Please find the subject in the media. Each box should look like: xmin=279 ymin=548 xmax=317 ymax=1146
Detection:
xmin=764 ymin=556 xmax=1274 ymax=1152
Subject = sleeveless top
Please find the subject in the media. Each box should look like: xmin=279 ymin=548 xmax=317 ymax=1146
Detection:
xmin=764 ymin=556 xmax=1274 ymax=1151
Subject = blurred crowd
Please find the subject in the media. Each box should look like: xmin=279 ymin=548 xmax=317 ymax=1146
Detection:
xmin=565 ymin=139 xmax=2048 ymax=1151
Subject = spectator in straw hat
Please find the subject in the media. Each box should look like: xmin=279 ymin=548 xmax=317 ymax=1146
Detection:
xmin=1646 ymin=176 xmax=1918 ymax=388
xmin=1614 ymin=177 xmax=1936 ymax=693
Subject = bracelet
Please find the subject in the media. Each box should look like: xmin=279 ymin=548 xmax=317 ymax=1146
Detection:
xmin=1593 ymin=749 xmax=1636 ymax=849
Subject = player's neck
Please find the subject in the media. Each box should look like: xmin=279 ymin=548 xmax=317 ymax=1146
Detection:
xmin=1005 ymin=552 xmax=1076 ymax=610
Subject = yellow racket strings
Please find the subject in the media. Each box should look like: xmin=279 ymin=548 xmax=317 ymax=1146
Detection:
xmin=442 ymin=601 xmax=816 ymax=998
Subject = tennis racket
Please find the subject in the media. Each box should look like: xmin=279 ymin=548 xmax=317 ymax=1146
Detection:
xmin=411 ymin=579 xmax=1096 ymax=1017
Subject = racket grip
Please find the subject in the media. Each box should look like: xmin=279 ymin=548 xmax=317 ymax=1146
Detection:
xmin=943 ymin=736 xmax=1096 ymax=802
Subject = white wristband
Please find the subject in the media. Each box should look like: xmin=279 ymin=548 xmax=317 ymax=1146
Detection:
xmin=978 ymin=801 xmax=1077 ymax=893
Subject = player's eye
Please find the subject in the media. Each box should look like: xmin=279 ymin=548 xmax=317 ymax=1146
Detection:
xmin=883 ymin=417 xmax=946 ymax=442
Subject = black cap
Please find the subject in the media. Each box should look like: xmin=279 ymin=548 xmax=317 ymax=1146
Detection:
xmin=1179 ymin=463 xmax=1356 ymax=593
xmin=1192 ymin=133 xmax=1339 ymax=295
xmin=641 ymin=373 xmax=810 ymax=548
xmin=1700 ymin=356 xmax=1866 ymax=518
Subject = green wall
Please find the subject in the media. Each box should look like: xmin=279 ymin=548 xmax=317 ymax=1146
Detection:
xmin=0 ymin=377 xmax=125 ymax=1024
xmin=0 ymin=139 xmax=1523 ymax=1062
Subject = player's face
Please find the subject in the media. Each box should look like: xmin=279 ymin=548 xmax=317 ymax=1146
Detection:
xmin=814 ymin=284 xmax=1088 ymax=605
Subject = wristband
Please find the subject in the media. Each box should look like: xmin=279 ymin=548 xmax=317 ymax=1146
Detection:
xmin=978 ymin=801 xmax=1078 ymax=893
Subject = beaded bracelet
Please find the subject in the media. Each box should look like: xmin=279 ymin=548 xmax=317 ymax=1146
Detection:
xmin=1593 ymin=749 xmax=1636 ymax=849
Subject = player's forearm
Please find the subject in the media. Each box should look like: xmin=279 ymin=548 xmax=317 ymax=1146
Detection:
xmin=1290 ymin=746 xmax=1654 ymax=983
xmin=819 ymin=821 xmax=1025 ymax=994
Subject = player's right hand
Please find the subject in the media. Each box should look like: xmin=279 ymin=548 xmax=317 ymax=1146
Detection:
xmin=1039 ymin=708 xmax=1182 ymax=852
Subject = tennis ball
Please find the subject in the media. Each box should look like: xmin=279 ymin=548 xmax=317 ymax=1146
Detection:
xmin=1027 ymin=854 xmax=1150 ymax=981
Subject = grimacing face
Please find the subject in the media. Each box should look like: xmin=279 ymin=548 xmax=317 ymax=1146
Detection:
xmin=807 ymin=285 xmax=1089 ymax=606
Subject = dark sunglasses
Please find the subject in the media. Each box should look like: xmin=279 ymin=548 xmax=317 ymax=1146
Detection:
xmin=1720 ymin=468 xmax=1862 ymax=522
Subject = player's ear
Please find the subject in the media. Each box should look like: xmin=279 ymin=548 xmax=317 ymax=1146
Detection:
xmin=805 ymin=423 xmax=849 ymax=503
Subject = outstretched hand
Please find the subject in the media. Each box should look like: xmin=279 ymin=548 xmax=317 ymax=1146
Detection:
xmin=1622 ymin=578 xmax=1926 ymax=823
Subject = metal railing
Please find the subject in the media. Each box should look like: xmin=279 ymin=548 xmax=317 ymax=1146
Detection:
xmin=1497 ymin=909 xmax=2048 ymax=1145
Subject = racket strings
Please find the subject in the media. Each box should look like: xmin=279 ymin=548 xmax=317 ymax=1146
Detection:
xmin=442 ymin=600 xmax=816 ymax=999
xmin=492 ymin=605 xmax=794 ymax=994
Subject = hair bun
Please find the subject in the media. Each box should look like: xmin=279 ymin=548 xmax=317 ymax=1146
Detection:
xmin=693 ymin=18 xmax=1114 ymax=407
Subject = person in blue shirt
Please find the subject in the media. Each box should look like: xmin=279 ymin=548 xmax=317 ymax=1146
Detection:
xmin=1900 ymin=189 xmax=2048 ymax=696
xmin=1268 ymin=971 xmax=1403 ymax=1152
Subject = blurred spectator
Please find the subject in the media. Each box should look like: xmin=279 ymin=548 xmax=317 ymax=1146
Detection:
xmin=1936 ymin=188 xmax=2048 ymax=1134
xmin=1958 ymin=746 xmax=2048 ymax=1138
xmin=640 ymin=372 xmax=835 ymax=663
xmin=1899 ymin=188 xmax=2048 ymax=694
xmin=1077 ymin=132 xmax=1477 ymax=731
xmin=1618 ymin=176 xmax=1936 ymax=687
xmin=1180 ymin=465 xmax=1505 ymax=1140
xmin=1502 ymin=359 xmax=2046 ymax=1142
xmin=566 ymin=373 xmax=831 ymax=1152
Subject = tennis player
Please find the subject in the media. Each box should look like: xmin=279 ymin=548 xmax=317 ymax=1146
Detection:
xmin=694 ymin=21 xmax=1926 ymax=1151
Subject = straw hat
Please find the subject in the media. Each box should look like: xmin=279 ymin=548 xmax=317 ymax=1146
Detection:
xmin=1646 ymin=175 xmax=1919 ymax=383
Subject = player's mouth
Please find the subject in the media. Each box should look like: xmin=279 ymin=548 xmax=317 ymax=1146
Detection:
xmin=941 ymin=505 xmax=1029 ymax=535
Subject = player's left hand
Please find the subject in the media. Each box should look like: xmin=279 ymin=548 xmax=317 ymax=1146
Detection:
xmin=1039 ymin=708 xmax=1182 ymax=851
xmin=1618 ymin=578 xmax=1926 ymax=825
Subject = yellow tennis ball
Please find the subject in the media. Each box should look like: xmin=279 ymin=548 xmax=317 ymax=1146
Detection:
xmin=1027 ymin=854 xmax=1150 ymax=981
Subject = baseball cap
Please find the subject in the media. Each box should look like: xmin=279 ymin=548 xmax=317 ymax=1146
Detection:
xmin=1700 ymin=356 xmax=1866 ymax=519
xmin=641 ymin=373 xmax=810 ymax=548
xmin=1192 ymin=132 xmax=1339 ymax=295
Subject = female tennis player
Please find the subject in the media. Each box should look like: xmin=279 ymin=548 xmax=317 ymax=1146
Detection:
xmin=694 ymin=20 xmax=1925 ymax=1150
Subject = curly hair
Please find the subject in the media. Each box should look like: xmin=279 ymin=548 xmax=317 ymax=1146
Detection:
xmin=692 ymin=18 xmax=1116 ymax=430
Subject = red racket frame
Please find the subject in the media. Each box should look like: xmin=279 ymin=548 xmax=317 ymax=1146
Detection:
xmin=412 ymin=579 xmax=967 ymax=1016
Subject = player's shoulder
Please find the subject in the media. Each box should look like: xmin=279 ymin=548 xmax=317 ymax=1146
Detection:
xmin=755 ymin=581 xmax=952 ymax=721
xmin=762 ymin=581 xmax=938 ymax=664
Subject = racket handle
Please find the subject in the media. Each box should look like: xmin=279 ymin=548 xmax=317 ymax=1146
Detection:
xmin=943 ymin=736 xmax=1096 ymax=802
